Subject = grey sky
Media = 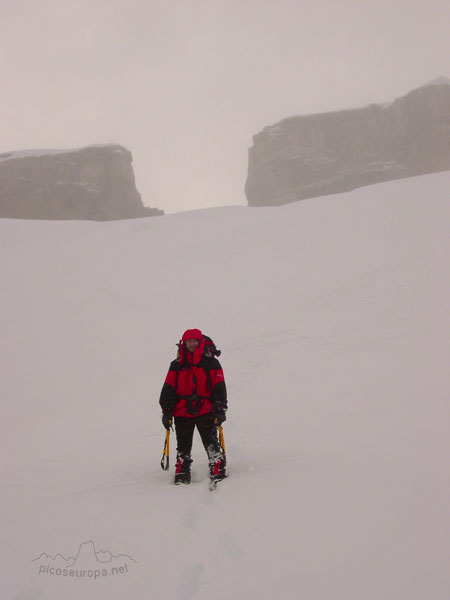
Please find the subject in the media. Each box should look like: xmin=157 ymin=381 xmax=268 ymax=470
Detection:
xmin=1 ymin=0 xmax=449 ymax=213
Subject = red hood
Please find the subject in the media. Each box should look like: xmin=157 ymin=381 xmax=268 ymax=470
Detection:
xmin=179 ymin=329 xmax=205 ymax=365
xmin=182 ymin=328 xmax=203 ymax=341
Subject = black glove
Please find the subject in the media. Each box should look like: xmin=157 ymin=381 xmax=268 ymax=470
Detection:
xmin=162 ymin=413 xmax=173 ymax=430
xmin=213 ymin=409 xmax=226 ymax=426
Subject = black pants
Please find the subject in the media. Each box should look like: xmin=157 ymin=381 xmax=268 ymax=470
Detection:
xmin=174 ymin=413 xmax=222 ymax=459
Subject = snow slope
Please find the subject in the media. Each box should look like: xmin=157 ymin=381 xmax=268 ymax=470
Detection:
xmin=1 ymin=171 xmax=449 ymax=600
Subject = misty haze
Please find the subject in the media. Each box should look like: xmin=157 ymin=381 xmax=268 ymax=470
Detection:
xmin=1 ymin=2 xmax=449 ymax=600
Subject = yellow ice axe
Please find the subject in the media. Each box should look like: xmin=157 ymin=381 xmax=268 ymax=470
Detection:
xmin=218 ymin=425 xmax=226 ymax=455
xmin=160 ymin=420 xmax=171 ymax=470
xmin=214 ymin=420 xmax=226 ymax=455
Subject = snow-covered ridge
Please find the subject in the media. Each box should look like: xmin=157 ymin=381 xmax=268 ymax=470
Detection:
xmin=419 ymin=75 xmax=450 ymax=88
xmin=248 ymin=80 xmax=450 ymax=207
xmin=0 ymin=143 xmax=163 ymax=220
xmin=0 ymin=143 xmax=125 ymax=164
xmin=262 ymin=76 xmax=450 ymax=132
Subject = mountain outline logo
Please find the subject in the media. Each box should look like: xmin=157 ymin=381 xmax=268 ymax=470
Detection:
xmin=32 ymin=540 xmax=138 ymax=576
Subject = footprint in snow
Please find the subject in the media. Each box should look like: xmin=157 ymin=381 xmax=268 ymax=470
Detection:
xmin=218 ymin=531 xmax=244 ymax=559
xmin=174 ymin=561 xmax=204 ymax=600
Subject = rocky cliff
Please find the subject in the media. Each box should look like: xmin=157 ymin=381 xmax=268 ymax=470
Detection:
xmin=0 ymin=144 xmax=163 ymax=220
xmin=245 ymin=77 xmax=450 ymax=206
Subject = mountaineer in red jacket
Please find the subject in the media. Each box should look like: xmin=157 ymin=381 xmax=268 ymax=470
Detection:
xmin=159 ymin=329 xmax=227 ymax=485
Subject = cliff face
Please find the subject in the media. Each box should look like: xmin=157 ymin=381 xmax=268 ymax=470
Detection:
xmin=0 ymin=144 xmax=163 ymax=220
xmin=245 ymin=79 xmax=450 ymax=206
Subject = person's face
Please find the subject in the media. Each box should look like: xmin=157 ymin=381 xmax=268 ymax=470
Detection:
xmin=185 ymin=338 xmax=199 ymax=353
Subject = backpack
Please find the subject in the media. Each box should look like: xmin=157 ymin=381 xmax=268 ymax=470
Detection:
xmin=203 ymin=335 xmax=221 ymax=358
xmin=176 ymin=334 xmax=221 ymax=360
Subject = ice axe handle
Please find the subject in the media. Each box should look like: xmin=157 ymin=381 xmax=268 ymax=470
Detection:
xmin=160 ymin=425 xmax=171 ymax=470
xmin=217 ymin=422 xmax=226 ymax=455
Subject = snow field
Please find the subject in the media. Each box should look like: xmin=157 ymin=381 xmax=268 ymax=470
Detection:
xmin=1 ymin=171 xmax=449 ymax=600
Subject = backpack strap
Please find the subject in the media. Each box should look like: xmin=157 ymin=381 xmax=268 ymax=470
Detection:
xmin=204 ymin=364 xmax=212 ymax=392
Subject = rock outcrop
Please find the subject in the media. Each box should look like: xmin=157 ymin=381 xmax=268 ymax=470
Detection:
xmin=245 ymin=77 xmax=450 ymax=206
xmin=0 ymin=144 xmax=163 ymax=220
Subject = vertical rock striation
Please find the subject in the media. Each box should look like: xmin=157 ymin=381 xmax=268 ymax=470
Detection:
xmin=245 ymin=78 xmax=450 ymax=206
xmin=0 ymin=144 xmax=163 ymax=220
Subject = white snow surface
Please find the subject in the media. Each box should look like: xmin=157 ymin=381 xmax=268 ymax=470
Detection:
xmin=1 ymin=171 xmax=450 ymax=600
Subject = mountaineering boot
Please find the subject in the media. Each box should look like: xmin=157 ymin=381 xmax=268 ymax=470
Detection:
xmin=174 ymin=454 xmax=192 ymax=485
xmin=208 ymin=450 xmax=226 ymax=484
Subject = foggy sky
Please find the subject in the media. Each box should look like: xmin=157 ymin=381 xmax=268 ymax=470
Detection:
xmin=1 ymin=0 xmax=449 ymax=213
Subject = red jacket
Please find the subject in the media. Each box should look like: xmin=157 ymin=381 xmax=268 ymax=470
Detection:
xmin=159 ymin=333 xmax=227 ymax=419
